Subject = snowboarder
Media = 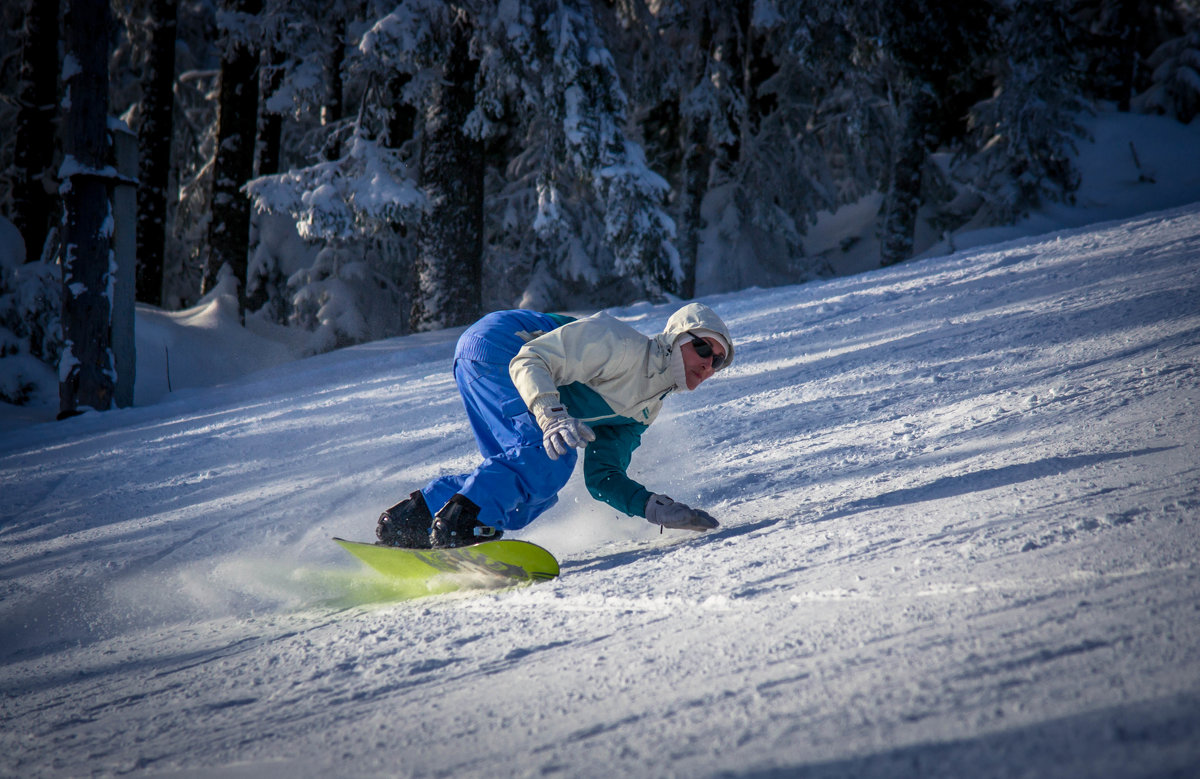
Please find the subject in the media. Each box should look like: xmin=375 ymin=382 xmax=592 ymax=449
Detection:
xmin=376 ymin=303 xmax=735 ymax=549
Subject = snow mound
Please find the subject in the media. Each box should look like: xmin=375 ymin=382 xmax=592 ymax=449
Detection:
xmin=134 ymin=281 xmax=303 ymax=406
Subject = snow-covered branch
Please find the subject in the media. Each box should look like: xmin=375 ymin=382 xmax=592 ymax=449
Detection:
xmin=245 ymin=131 xmax=425 ymax=241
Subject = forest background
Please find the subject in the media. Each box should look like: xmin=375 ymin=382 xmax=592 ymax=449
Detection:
xmin=1 ymin=0 xmax=1198 ymax=417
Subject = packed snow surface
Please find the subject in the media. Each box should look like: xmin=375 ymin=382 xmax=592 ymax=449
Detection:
xmin=3 ymin=204 xmax=1200 ymax=777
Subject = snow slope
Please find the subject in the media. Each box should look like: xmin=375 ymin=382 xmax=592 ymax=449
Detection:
xmin=2 ymin=204 xmax=1200 ymax=777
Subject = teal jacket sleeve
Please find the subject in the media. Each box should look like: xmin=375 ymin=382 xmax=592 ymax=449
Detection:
xmin=583 ymin=423 xmax=652 ymax=517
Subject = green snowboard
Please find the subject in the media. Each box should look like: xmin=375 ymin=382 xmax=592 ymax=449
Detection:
xmin=333 ymin=537 xmax=559 ymax=595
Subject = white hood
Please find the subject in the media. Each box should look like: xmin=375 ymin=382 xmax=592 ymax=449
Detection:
xmin=657 ymin=303 xmax=734 ymax=371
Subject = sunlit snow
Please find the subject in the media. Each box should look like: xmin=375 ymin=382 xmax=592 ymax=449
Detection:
xmin=2 ymin=202 xmax=1198 ymax=777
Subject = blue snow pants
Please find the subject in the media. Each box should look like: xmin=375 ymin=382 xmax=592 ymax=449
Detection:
xmin=419 ymin=310 xmax=577 ymax=531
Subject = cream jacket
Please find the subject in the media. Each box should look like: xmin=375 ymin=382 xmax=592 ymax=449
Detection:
xmin=509 ymin=303 xmax=734 ymax=425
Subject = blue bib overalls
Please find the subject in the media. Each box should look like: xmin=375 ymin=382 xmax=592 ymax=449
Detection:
xmin=419 ymin=310 xmax=577 ymax=531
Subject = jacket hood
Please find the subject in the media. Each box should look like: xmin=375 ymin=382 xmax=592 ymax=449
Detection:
xmin=657 ymin=303 xmax=734 ymax=370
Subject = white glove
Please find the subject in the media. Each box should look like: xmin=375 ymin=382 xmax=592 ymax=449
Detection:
xmin=532 ymin=399 xmax=595 ymax=460
xmin=645 ymin=494 xmax=720 ymax=532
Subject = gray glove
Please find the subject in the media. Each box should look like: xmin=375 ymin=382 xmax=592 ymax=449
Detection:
xmin=645 ymin=494 xmax=720 ymax=532
xmin=532 ymin=398 xmax=596 ymax=460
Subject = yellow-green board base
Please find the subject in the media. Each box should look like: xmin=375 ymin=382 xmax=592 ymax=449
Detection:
xmin=333 ymin=537 xmax=558 ymax=596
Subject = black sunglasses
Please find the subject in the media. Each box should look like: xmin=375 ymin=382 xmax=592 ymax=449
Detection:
xmin=688 ymin=333 xmax=726 ymax=370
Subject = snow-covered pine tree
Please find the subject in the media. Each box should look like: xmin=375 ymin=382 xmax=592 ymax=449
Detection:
xmin=245 ymin=4 xmax=301 ymax=320
xmin=956 ymin=0 xmax=1088 ymax=225
xmin=1071 ymin=0 xmax=1192 ymax=110
xmin=596 ymin=0 xmax=724 ymax=299
xmin=155 ymin=2 xmax=223 ymax=309
xmin=257 ymin=49 xmax=286 ymax=181
xmin=455 ymin=0 xmax=682 ymax=306
xmin=876 ymin=0 xmax=993 ymax=266
xmin=354 ymin=0 xmax=486 ymax=332
xmin=610 ymin=0 xmax=881 ymax=294
xmin=0 ymin=257 xmax=60 ymax=405
xmin=707 ymin=0 xmax=807 ymax=283
xmin=3 ymin=2 xmax=66 ymax=407
xmin=244 ymin=0 xmax=672 ymax=324
xmin=880 ymin=86 xmax=937 ymax=267
xmin=1132 ymin=14 xmax=1200 ymax=122
xmin=735 ymin=0 xmax=891 ymax=278
xmin=239 ymin=1 xmax=325 ymax=325
xmin=411 ymin=9 xmax=483 ymax=331
xmin=789 ymin=2 xmax=896 ymax=215
xmin=545 ymin=1 xmax=680 ymax=300
xmin=236 ymin=1 xmax=422 ymax=349
xmin=243 ymin=125 xmax=424 ymax=344
xmin=201 ymin=0 xmax=262 ymax=317
xmin=360 ymin=0 xmax=680 ymax=312
xmin=320 ymin=2 xmax=349 ymax=162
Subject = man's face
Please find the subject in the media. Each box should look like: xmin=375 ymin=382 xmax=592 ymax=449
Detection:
xmin=681 ymin=336 xmax=726 ymax=390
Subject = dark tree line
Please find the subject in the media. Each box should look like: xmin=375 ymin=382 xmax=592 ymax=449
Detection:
xmin=1 ymin=0 xmax=1198 ymax=413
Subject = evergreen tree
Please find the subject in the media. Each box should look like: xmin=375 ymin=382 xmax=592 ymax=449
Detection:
xmin=1132 ymin=12 xmax=1200 ymax=122
xmin=243 ymin=0 xmax=422 ymax=348
xmin=453 ymin=0 xmax=680 ymax=305
xmin=605 ymin=0 xmax=734 ymax=297
xmin=58 ymin=0 xmax=1180 ymax=357
xmin=541 ymin=0 xmax=679 ymax=299
xmin=165 ymin=3 xmax=222 ymax=308
xmin=256 ymin=44 xmax=286 ymax=180
xmin=411 ymin=10 xmax=483 ymax=331
xmin=880 ymin=87 xmax=938 ymax=267
xmin=956 ymin=0 xmax=1087 ymax=224
xmin=1 ymin=1 xmax=61 ymax=407
xmin=245 ymin=8 xmax=290 ymax=319
xmin=732 ymin=0 xmax=886 ymax=280
xmin=1073 ymin=0 xmax=1191 ymax=109
xmin=201 ymin=0 xmax=263 ymax=317
xmin=614 ymin=0 xmax=874 ymax=293
xmin=876 ymin=0 xmax=993 ymax=266
xmin=245 ymin=0 xmax=680 ymax=340
xmin=320 ymin=2 xmax=348 ymax=161
xmin=673 ymin=7 xmax=718 ymax=299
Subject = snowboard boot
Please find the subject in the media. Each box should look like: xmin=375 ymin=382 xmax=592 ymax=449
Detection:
xmin=376 ymin=490 xmax=434 ymax=548
xmin=429 ymin=494 xmax=503 ymax=548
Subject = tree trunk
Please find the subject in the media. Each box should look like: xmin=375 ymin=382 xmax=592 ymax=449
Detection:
xmin=136 ymin=0 xmax=178 ymax=306
xmin=411 ymin=14 xmax=483 ymax=332
xmin=1114 ymin=0 xmax=1142 ymax=112
xmin=881 ymin=88 xmax=936 ymax=267
xmin=387 ymin=73 xmax=417 ymax=150
xmin=59 ymin=0 xmax=115 ymax=417
xmin=677 ymin=12 xmax=714 ymax=300
xmin=245 ymin=47 xmax=285 ymax=318
xmin=12 ymin=0 xmax=59 ymax=263
xmin=322 ymin=14 xmax=346 ymax=161
xmin=256 ymin=47 xmax=285 ymax=178
xmin=201 ymin=0 xmax=262 ymax=317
